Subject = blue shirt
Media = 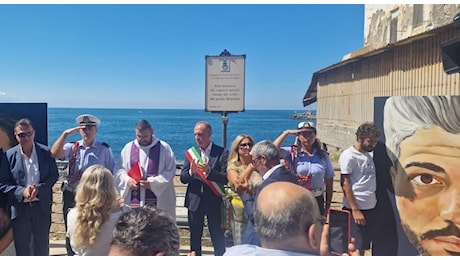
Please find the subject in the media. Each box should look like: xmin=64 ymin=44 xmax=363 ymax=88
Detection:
xmin=280 ymin=147 xmax=334 ymax=190
xmin=63 ymin=139 xmax=115 ymax=177
xmin=224 ymin=244 xmax=317 ymax=256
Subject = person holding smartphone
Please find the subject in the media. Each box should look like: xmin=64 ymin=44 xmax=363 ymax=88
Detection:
xmin=224 ymin=181 xmax=359 ymax=256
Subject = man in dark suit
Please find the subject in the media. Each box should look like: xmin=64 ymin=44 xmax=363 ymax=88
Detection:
xmin=0 ymin=118 xmax=59 ymax=255
xmin=240 ymin=140 xmax=298 ymax=246
xmin=180 ymin=121 xmax=228 ymax=256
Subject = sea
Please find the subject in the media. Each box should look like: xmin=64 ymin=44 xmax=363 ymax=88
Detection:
xmin=48 ymin=108 xmax=316 ymax=162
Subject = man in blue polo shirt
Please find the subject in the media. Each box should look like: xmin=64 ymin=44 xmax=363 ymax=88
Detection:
xmin=51 ymin=114 xmax=115 ymax=256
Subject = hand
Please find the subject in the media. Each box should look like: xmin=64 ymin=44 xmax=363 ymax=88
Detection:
xmin=64 ymin=126 xmax=83 ymax=136
xmin=351 ymin=209 xmax=365 ymax=226
xmin=116 ymin=197 xmax=125 ymax=208
xmin=23 ymin=184 xmax=37 ymax=200
xmin=127 ymin=178 xmax=139 ymax=189
xmin=139 ymin=179 xmax=151 ymax=190
xmin=29 ymin=184 xmax=38 ymax=199
xmin=285 ymin=129 xmax=306 ymax=135
xmin=190 ymin=160 xmax=198 ymax=175
xmin=187 ymin=251 xmax=196 ymax=256
xmin=197 ymin=161 xmax=211 ymax=175
xmin=235 ymin=178 xmax=250 ymax=196
xmin=343 ymin=237 xmax=360 ymax=256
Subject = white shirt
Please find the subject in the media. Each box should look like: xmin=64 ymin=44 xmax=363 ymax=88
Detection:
xmin=339 ymin=146 xmax=377 ymax=210
xmin=263 ymin=164 xmax=284 ymax=180
xmin=114 ymin=136 xmax=177 ymax=220
xmin=20 ymin=143 xmax=40 ymax=202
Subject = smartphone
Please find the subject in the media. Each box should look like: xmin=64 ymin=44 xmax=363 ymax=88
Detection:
xmin=328 ymin=208 xmax=351 ymax=255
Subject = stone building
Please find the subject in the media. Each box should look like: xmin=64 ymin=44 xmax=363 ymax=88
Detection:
xmin=303 ymin=4 xmax=460 ymax=151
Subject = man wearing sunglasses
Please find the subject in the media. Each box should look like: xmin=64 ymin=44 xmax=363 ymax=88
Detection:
xmin=0 ymin=118 xmax=58 ymax=255
xmin=50 ymin=113 xmax=115 ymax=256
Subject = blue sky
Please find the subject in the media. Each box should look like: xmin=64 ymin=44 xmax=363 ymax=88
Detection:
xmin=0 ymin=4 xmax=364 ymax=110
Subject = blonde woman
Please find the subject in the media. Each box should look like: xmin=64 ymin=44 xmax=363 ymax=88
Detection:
xmin=226 ymin=134 xmax=263 ymax=245
xmin=66 ymin=165 xmax=129 ymax=255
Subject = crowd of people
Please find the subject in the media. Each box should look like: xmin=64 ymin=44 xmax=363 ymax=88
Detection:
xmin=1 ymin=96 xmax=458 ymax=256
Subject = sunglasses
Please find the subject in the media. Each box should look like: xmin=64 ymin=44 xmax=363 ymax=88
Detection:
xmin=239 ymin=142 xmax=253 ymax=148
xmin=81 ymin=125 xmax=96 ymax=130
xmin=16 ymin=131 xmax=34 ymax=138
xmin=299 ymin=131 xmax=315 ymax=137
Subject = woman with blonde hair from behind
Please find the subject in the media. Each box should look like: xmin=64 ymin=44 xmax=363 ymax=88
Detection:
xmin=66 ymin=165 xmax=129 ymax=255
xmin=226 ymin=134 xmax=263 ymax=245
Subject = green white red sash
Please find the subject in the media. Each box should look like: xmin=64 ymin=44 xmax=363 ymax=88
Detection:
xmin=185 ymin=146 xmax=225 ymax=197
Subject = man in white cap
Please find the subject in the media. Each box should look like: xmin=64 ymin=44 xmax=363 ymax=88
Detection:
xmin=50 ymin=113 xmax=115 ymax=256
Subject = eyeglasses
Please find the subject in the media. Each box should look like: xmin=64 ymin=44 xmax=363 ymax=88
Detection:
xmin=252 ymin=156 xmax=263 ymax=164
xmin=239 ymin=142 xmax=252 ymax=148
xmin=16 ymin=131 xmax=34 ymax=138
xmin=81 ymin=125 xmax=96 ymax=131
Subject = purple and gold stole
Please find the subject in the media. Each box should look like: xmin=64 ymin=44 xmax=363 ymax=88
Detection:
xmin=129 ymin=142 xmax=160 ymax=208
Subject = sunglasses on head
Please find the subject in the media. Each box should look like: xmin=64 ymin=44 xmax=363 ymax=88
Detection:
xmin=16 ymin=131 xmax=34 ymax=138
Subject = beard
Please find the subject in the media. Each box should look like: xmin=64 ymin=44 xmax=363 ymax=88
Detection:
xmin=401 ymin=223 xmax=431 ymax=255
xmin=402 ymin=221 xmax=460 ymax=256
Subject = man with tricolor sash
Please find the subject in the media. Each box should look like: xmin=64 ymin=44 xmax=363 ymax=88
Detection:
xmin=114 ymin=119 xmax=176 ymax=220
xmin=180 ymin=121 xmax=229 ymax=256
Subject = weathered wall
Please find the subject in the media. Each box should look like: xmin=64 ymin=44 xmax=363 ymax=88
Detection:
xmin=317 ymin=26 xmax=460 ymax=151
xmin=364 ymin=4 xmax=460 ymax=51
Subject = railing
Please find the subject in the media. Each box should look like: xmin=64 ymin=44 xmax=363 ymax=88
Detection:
xmin=50 ymin=161 xmax=344 ymax=251
xmin=50 ymin=161 xmax=214 ymax=247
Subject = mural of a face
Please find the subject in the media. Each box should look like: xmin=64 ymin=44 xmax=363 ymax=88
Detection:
xmin=0 ymin=129 xmax=10 ymax=151
xmin=395 ymin=126 xmax=460 ymax=256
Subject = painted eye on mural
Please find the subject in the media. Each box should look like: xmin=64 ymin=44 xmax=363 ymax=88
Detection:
xmin=411 ymin=173 xmax=442 ymax=186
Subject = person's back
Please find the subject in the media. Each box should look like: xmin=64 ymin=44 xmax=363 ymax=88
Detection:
xmin=67 ymin=207 xmax=126 ymax=255
xmin=66 ymin=165 xmax=127 ymax=256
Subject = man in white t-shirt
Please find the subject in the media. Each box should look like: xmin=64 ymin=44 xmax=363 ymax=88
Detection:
xmin=339 ymin=122 xmax=381 ymax=255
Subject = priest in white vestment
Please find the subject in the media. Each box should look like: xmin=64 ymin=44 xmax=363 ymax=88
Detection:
xmin=114 ymin=119 xmax=176 ymax=220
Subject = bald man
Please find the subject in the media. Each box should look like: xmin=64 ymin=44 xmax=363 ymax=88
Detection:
xmin=226 ymin=181 xmax=359 ymax=256
xmin=225 ymin=181 xmax=324 ymax=256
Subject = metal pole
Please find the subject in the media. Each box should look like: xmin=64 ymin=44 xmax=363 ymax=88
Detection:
xmin=222 ymin=111 xmax=228 ymax=149
xmin=219 ymin=49 xmax=231 ymax=149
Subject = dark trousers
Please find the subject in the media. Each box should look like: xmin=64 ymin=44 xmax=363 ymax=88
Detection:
xmin=315 ymin=195 xmax=325 ymax=216
xmin=12 ymin=202 xmax=50 ymax=256
xmin=342 ymin=207 xmax=376 ymax=254
xmin=188 ymin=201 xmax=225 ymax=256
xmin=63 ymin=189 xmax=76 ymax=256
